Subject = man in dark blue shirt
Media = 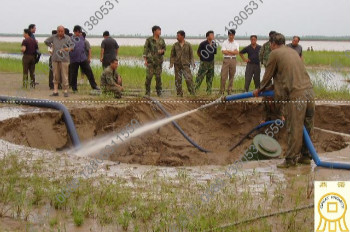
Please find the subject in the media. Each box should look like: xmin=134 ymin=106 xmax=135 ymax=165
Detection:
xmin=195 ymin=30 xmax=217 ymax=95
xmin=239 ymin=35 xmax=261 ymax=92
xmin=69 ymin=25 xmax=99 ymax=92
xmin=28 ymin=24 xmax=41 ymax=85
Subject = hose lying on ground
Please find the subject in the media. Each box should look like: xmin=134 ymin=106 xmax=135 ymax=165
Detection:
xmin=303 ymin=126 xmax=350 ymax=170
xmin=144 ymin=91 xmax=275 ymax=153
xmin=229 ymin=118 xmax=350 ymax=170
xmin=204 ymin=203 xmax=314 ymax=231
xmin=144 ymin=96 xmax=210 ymax=153
xmin=0 ymin=96 xmax=81 ymax=148
xmin=229 ymin=120 xmax=277 ymax=151
xmin=146 ymin=90 xmax=350 ymax=170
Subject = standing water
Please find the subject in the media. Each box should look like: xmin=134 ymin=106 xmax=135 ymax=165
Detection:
xmin=72 ymin=98 xmax=222 ymax=158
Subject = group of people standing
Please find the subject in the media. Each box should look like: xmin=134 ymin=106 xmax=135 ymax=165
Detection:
xmin=20 ymin=24 xmax=315 ymax=168
xmin=21 ymin=24 xmax=122 ymax=98
xmin=21 ymin=24 xmax=304 ymax=100
xmin=142 ymin=26 xmax=315 ymax=169
xmin=144 ymin=26 xmax=303 ymax=98
xmin=44 ymin=25 xmax=101 ymax=97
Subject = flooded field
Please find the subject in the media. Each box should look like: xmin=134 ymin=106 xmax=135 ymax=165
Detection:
xmin=1 ymin=53 xmax=349 ymax=92
xmin=0 ymin=99 xmax=349 ymax=231
xmin=1 ymin=36 xmax=350 ymax=51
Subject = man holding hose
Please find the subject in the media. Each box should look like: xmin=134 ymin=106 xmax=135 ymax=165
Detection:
xmin=253 ymin=33 xmax=315 ymax=168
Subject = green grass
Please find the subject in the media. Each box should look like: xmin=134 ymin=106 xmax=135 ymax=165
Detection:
xmin=0 ymin=57 xmax=247 ymax=97
xmin=0 ymin=152 xmax=315 ymax=231
xmin=1 ymin=41 xmax=350 ymax=67
xmin=0 ymin=57 xmax=349 ymax=100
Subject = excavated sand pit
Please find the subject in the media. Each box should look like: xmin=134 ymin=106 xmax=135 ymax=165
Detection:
xmin=0 ymin=102 xmax=349 ymax=166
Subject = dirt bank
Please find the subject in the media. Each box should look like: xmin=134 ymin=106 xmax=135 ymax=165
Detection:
xmin=0 ymin=102 xmax=349 ymax=166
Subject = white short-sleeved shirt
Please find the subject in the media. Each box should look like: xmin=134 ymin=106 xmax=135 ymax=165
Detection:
xmin=221 ymin=39 xmax=239 ymax=58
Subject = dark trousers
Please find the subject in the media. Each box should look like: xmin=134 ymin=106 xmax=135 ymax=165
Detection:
xmin=69 ymin=60 xmax=98 ymax=91
xmin=244 ymin=63 xmax=261 ymax=92
xmin=102 ymin=62 xmax=109 ymax=69
xmin=49 ymin=56 xmax=54 ymax=89
xmin=22 ymin=54 xmax=36 ymax=87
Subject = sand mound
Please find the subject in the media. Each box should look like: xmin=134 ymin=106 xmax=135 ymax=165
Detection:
xmin=0 ymin=102 xmax=348 ymax=166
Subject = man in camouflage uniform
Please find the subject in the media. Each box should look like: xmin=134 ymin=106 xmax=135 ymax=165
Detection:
xmin=195 ymin=31 xmax=217 ymax=95
xmin=143 ymin=25 xmax=166 ymax=97
xmin=100 ymin=59 xmax=123 ymax=98
xmin=169 ymin=30 xmax=195 ymax=97
xmin=253 ymin=33 xmax=315 ymax=168
xmin=259 ymin=31 xmax=276 ymax=68
xmin=259 ymin=31 xmax=281 ymax=122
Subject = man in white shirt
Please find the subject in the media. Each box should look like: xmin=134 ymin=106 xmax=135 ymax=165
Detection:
xmin=220 ymin=29 xmax=239 ymax=95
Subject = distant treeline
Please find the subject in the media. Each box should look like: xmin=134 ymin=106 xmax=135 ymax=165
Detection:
xmin=1 ymin=33 xmax=349 ymax=41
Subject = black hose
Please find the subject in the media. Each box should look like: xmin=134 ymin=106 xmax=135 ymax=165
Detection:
xmin=0 ymin=96 xmax=81 ymax=148
xmin=205 ymin=203 xmax=314 ymax=231
xmin=144 ymin=96 xmax=210 ymax=153
xmin=229 ymin=120 xmax=277 ymax=151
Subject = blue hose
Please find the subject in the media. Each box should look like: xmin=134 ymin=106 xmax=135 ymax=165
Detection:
xmin=224 ymin=91 xmax=350 ymax=170
xmin=235 ymin=119 xmax=350 ymax=170
xmin=224 ymin=90 xmax=274 ymax=101
xmin=0 ymin=96 xmax=81 ymax=148
xmin=145 ymin=91 xmax=274 ymax=153
xmin=303 ymin=127 xmax=350 ymax=170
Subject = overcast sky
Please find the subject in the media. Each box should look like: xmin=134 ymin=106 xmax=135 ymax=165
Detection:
xmin=1 ymin=0 xmax=349 ymax=37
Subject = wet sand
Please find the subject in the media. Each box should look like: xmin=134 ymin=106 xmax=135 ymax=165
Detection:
xmin=1 ymin=72 xmax=350 ymax=231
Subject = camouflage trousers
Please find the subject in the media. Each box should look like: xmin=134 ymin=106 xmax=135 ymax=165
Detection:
xmin=285 ymin=89 xmax=315 ymax=162
xmin=145 ymin=63 xmax=163 ymax=96
xmin=103 ymin=86 xmax=122 ymax=98
xmin=195 ymin=61 xmax=214 ymax=94
xmin=174 ymin=64 xmax=195 ymax=96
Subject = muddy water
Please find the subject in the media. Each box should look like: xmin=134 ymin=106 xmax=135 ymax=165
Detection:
xmin=1 ymin=36 xmax=350 ymax=51
xmin=0 ymin=102 xmax=349 ymax=166
xmin=73 ymin=97 xmax=223 ymax=158
xmin=1 ymin=101 xmax=350 ymax=231
xmin=0 ymin=106 xmax=50 ymax=121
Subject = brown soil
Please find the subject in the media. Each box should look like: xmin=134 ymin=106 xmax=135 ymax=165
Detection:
xmin=0 ymin=102 xmax=348 ymax=166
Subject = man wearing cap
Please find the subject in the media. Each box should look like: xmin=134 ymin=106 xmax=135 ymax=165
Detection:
xmin=220 ymin=29 xmax=239 ymax=95
xmin=253 ymin=33 xmax=315 ymax=168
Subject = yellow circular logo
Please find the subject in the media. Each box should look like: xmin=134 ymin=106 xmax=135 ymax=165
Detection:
xmin=317 ymin=192 xmax=349 ymax=232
